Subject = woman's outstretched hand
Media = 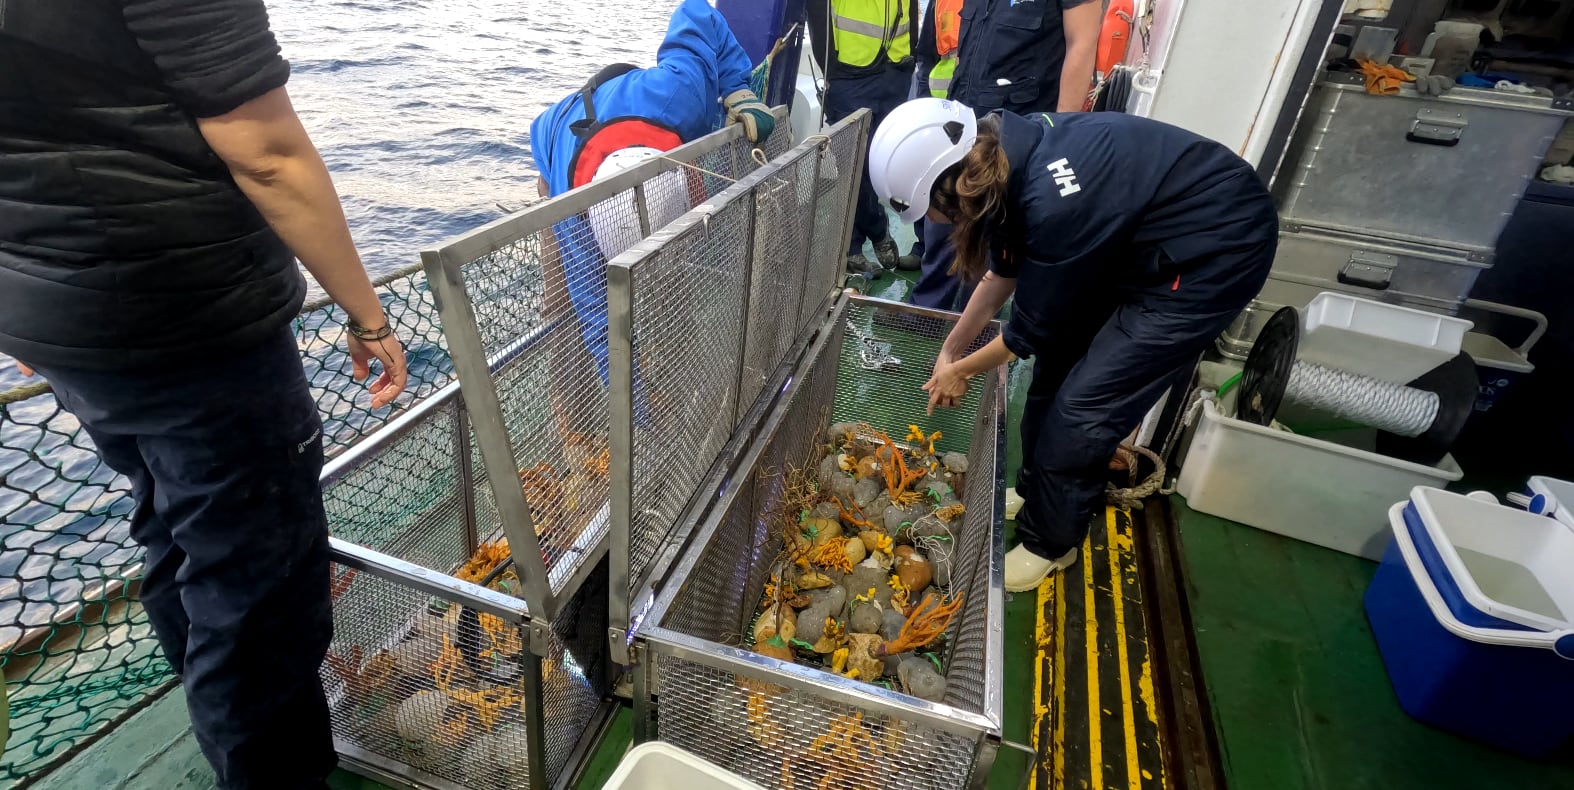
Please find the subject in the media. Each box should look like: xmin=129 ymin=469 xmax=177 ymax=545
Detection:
xmin=922 ymin=361 xmax=969 ymax=415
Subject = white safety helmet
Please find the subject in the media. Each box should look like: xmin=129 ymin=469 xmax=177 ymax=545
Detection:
xmin=868 ymin=98 xmax=978 ymax=224
xmin=586 ymin=146 xmax=688 ymax=260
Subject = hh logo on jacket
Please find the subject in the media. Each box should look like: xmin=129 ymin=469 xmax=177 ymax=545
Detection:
xmin=1046 ymin=158 xmax=1081 ymax=196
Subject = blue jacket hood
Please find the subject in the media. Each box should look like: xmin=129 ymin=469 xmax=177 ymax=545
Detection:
xmin=530 ymin=0 xmax=755 ymax=196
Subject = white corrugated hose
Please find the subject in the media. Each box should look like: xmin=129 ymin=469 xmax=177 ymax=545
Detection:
xmin=1285 ymin=362 xmax=1439 ymax=438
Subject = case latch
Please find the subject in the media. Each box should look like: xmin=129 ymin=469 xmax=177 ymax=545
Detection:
xmin=1339 ymin=250 xmax=1397 ymax=290
xmin=1407 ymin=108 xmax=1466 ymax=146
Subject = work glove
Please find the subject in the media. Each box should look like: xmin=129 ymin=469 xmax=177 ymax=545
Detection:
xmin=725 ymin=89 xmax=775 ymax=144
xmin=1414 ymin=74 xmax=1454 ymax=96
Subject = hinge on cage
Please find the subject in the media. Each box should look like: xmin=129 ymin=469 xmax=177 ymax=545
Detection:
xmin=527 ymin=621 xmax=553 ymax=657
xmin=609 ymin=627 xmax=631 ymax=666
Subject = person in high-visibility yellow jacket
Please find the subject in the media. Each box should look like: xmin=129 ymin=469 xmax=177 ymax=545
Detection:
xmin=915 ymin=0 xmax=962 ymax=99
xmin=806 ymin=0 xmax=922 ymax=278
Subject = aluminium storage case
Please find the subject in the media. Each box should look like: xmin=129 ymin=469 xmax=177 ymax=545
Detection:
xmin=633 ymin=297 xmax=1011 ymax=790
xmin=1262 ymin=78 xmax=1572 ymax=313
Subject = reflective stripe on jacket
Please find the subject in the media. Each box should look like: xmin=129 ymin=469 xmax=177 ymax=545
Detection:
xmin=831 ymin=0 xmax=912 ymax=67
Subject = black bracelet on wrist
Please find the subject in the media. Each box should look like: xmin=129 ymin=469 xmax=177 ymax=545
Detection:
xmin=347 ymin=319 xmax=392 ymax=341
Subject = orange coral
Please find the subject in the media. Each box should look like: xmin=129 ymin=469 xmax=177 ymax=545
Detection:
xmin=906 ymin=425 xmax=942 ymax=455
xmin=477 ymin=612 xmax=523 ymax=660
xmin=872 ymin=430 xmax=927 ymax=502
xmin=813 ymin=537 xmax=855 ymax=574
xmin=519 ymin=463 xmax=565 ymax=532
xmin=883 ymin=592 xmax=963 ymax=656
xmin=836 ymin=498 xmax=876 ymax=532
xmin=431 ymin=634 xmax=468 ymax=691
xmin=564 ymin=432 xmax=610 ymax=477
xmin=325 ymin=645 xmax=395 ymax=701
xmin=458 ymin=540 xmax=511 ymax=584
xmin=805 ymin=714 xmax=882 ymax=789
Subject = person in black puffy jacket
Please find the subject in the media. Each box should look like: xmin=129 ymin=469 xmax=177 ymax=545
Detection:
xmin=870 ymin=98 xmax=1276 ymax=593
xmin=1 ymin=2 xmax=407 ymax=787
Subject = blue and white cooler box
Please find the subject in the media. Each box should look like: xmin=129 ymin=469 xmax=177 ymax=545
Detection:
xmin=1365 ymin=486 xmax=1574 ymax=758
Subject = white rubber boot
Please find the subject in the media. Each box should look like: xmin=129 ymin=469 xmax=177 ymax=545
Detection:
xmin=1004 ymin=545 xmax=1079 ymax=593
xmin=1004 ymin=487 xmax=1025 ymax=520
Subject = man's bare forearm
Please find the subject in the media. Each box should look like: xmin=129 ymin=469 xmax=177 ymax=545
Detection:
xmin=1057 ymin=1 xmax=1102 ymax=112
xmin=231 ymin=158 xmax=386 ymax=326
xmin=198 ymin=88 xmax=387 ymax=329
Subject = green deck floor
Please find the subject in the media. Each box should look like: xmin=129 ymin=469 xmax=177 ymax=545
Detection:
xmin=1172 ymin=495 xmax=1574 ymax=790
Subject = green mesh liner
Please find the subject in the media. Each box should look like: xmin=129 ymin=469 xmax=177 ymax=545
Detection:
xmin=0 ymin=264 xmax=450 ymax=783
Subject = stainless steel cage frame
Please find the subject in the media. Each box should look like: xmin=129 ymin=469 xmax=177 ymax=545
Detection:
xmin=605 ymin=111 xmax=872 ymax=664
xmin=419 ymin=110 xmax=795 ymax=624
xmin=322 ymin=536 xmax=610 ymax=790
xmin=318 ymin=397 xmax=612 ymax=790
xmin=631 ymin=294 xmax=1030 ymax=790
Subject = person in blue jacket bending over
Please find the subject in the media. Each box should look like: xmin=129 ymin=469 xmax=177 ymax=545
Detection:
xmin=530 ymin=0 xmax=774 ymax=413
xmin=869 ymin=98 xmax=1277 ymax=593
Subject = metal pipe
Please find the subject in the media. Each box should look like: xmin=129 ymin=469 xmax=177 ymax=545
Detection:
xmin=456 ymin=403 xmax=479 ymax=557
xmin=607 ymin=257 xmax=636 ymax=665
xmin=319 ymin=381 xmax=462 ymax=487
xmin=423 ymin=108 xmax=787 ymax=269
xmin=327 ymin=537 xmax=528 ymax=623
xmin=641 ymin=628 xmax=1000 ymax=738
xmin=422 ymin=249 xmax=557 ymax=620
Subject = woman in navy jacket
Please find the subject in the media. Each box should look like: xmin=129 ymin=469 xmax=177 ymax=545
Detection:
xmin=869 ymin=98 xmax=1277 ymax=591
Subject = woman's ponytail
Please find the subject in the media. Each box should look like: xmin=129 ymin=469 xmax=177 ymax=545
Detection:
xmin=931 ymin=115 xmax=1010 ymax=282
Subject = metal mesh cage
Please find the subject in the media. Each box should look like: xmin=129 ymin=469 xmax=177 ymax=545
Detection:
xmin=322 ymin=541 xmax=610 ymax=790
xmin=653 ymin=654 xmax=977 ymax=790
xmin=637 ymin=295 xmax=1006 ymax=789
xmin=423 ymin=115 xmax=795 ymax=619
xmin=321 ymin=386 xmax=494 ymax=573
xmin=803 ymin=124 xmax=864 ymax=334
xmin=608 ymin=113 xmax=871 ymax=656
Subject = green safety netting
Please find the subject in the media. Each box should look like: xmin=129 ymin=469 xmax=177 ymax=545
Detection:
xmin=0 ymin=264 xmax=452 ymax=784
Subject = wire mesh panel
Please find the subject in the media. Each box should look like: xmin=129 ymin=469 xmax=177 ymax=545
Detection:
xmin=617 ymin=196 xmax=753 ymax=618
xmin=322 ymin=541 xmax=610 ymax=790
xmin=320 ymin=387 xmax=492 ymax=575
xmin=608 ymin=112 xmax=873 ymax=658
xmin=803 ymin=114 xmax=869 ymax=333
xmin=424 ymin=115 xmax=791 ymax=618
xmin=638 ymin=295 xmax=1007 ymax=789
xmin=654 ymin=654 xmax=977 ymax=790
xmin=737 ymin=147 xmax=819 ymax=413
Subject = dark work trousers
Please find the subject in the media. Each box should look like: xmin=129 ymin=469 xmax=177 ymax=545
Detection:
xmin=824 ymin=67 xmax=912 ymax=257
xmin=34 ymin=327 xmax=336 ymax=790
xmin=1014 ymin=290 xmax=1254 ymax=560
xmin=909 ymin=216 xmax=974 ymax=311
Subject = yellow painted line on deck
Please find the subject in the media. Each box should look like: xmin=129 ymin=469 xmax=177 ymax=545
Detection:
xmin=1139 ymin=642 xmax=1166 ymax=787
xmin=1032 ymin=575 xmax=1053 ymax=789
xmin=1108 ymin=510 xmax=1141 ymax=788
xmin=1084 ymin=530 xmax=1103 ymax=790
xmin=1054 ymin=566 xmax=1068 ymax=789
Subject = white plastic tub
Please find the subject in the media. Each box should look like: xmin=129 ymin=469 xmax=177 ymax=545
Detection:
xmin=605 ymin=743 xmax=767 ymax=790
xmin=1298 ymin=292 xmax=1472 ymax=384
xmin=1176 ymin=399 xmax=1463 ymax=560
xmin=1408 ymin=486 xmax=1574 ymax=631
